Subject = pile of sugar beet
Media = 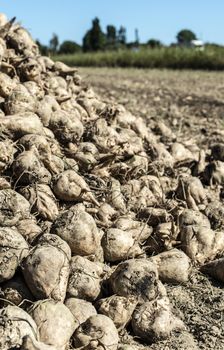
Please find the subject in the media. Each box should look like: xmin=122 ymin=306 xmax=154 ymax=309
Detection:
xmin=0 ymin=13 xmax=224 ymax=350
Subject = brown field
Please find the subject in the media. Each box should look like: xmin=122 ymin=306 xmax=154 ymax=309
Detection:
xmin=80 ymin=68 xmax=224 ymax=148
xmin=79 ymin=68 xmax=224 ymax=350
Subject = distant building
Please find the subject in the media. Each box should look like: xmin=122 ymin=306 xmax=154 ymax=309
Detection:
xmin=190 ymin=39 xmax=204 ymax=50
xmin=177 ymin=39 xmax=204 ymax=50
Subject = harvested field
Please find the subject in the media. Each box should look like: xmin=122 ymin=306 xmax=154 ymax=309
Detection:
xmin=79 ymin=68 xmax=224 ymax=350
xmin=79 ymin=68 xmax=224 ymax=147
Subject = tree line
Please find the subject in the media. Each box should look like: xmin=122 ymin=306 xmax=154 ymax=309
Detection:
xmin=37 ymin=17 xmax=200 ymax=55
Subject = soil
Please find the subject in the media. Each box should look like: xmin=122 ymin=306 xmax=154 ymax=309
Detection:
xmin=79 ymin=68 xmax=224 ymax=350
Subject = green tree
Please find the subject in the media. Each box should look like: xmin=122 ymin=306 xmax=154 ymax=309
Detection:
xmin=83 ymin=31 xmax=91 ymax=52
xmin=83 ymin=17 xmax=106 ymax=52
xmin=106 ymin=25 xmax=117 ymax=48
xmin=36 ymin=39 xmax=49 ymax=55
xmin=135 ymin=28 xmax=139 ymax=45
xmin=49 ymin=33 xmax=59 ymax=54
xmin=59 ymin=40 xmax=81 ymax=54
xmin=147 ymin=39 xmax=162 ymax=48
xmin=176 ymin=29 xmax=197 ymax=45
xmin=118 ymin=26 xmax=127 ymax=45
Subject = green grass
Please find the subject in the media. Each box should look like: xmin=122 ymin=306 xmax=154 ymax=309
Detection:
xmin=53 ymin=46 xmax=224 ymax=70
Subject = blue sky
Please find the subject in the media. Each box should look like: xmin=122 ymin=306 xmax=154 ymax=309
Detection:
xmin=1 ymin=0 xmax=223 ymax=46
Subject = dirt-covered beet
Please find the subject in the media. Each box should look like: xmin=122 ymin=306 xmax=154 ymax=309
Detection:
xmin=0 ymin=227 xmax=29 ymax=282
xmin=132 ymin=297 xmax=185 ymax=343
xmin=51 ymin=203 xmax=102 ymax=256
xmin=22 ymin=234 xmax=71 ymax=301
xmin=28 ymin=299 xmax=75 ymax=349
xmin=0 ymin=305 xmax=38 ymax=349
xmin=73 ymin=314 xmax=119 ymax=350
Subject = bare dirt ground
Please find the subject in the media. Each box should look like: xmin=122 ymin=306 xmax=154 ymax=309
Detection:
xmin=80 ymin=68 xmax=224 ymax=148
xmin=79 ymin=68 xmax=224 ymax=350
